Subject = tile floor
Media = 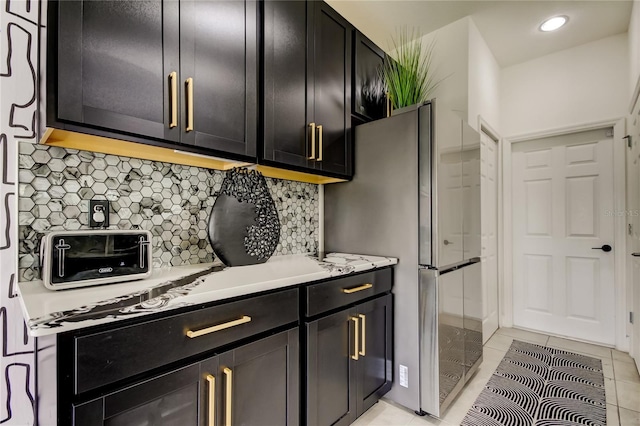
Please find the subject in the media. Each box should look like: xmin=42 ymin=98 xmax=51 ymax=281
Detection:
xmin=352 ymin=327 xmax=640 ymax=426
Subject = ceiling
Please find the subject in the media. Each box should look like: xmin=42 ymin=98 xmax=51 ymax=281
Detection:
xmin=326 ymin=0 xmax=633 ymax=67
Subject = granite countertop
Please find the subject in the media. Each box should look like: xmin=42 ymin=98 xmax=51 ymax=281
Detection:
xmin=17 ymin=253 xmax=397 ymax=337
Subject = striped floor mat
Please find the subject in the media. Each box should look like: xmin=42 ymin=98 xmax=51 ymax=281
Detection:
xmin=461 ymin=340 xmax=606 ymax=426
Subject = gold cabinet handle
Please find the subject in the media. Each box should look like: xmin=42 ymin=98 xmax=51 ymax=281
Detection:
xmin=386 ymin=92 xmax=393 ymax=117
xmin=223 ymin=367 xmax=232 ymax=426
xmin=358 ymin=313 xmax=366 ymax=356
xmin=186 ymin=316 xmax=251 ymax=338
xmin=206 ymin=374 xmax=215 ymax=426
xmin=317 ymin=124 xmax=323 ymax=161
xmin=342 ymin=283 xmax=373 ymax=294
xmin=186 ymin=77 xmax=194 ymax=132
xmin=169 ymin=72 xmax=177 ymax=128
xmin=386 ymin=92 xmax=390 ymax=117
xmin=307 ymin=122 xmax=316 ymax=159
xmin=350 ymin=316 xmax=359 ymax=360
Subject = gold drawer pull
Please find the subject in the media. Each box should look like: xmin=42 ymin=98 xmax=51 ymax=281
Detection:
xmin=308 ymin=122 xmax=316 ymax=159
xmin=224 ymin=367 xmax=233 ymax=426
xmin=317 ymin=124 xmax=323 ymax=161
xmin=206 ymin=374 xmax=215 ymax=426
xmin=358 ymin=313 xmax=366 ymax=356
xmin=169 ymin=71 xmax=177 ymax=128
xmin=186 ymin=316 xmax=252 ymax=338
xmin=186 ymin=77 xmax=194 ymax=132
xmin=342 ymin=283 xmax=373 ymax=294
xmin=350 ymin=316 xmax=359 ymax=360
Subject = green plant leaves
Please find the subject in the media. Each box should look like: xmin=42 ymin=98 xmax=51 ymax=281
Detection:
xmin=379 ymin=28 xmax=441 ymax=109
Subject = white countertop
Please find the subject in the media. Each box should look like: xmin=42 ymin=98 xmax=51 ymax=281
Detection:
xmin=17 ymin=253 xmax=397 ymax=337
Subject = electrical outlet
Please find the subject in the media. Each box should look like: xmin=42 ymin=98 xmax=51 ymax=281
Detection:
xmin=89 ymin=200 xmax=110 ymax=228
xmin=399 ymin=365 xmax=409 ymax=388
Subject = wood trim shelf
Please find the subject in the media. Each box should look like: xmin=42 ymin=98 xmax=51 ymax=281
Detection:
xmin=40 ymin=128 xmax=346 ymax=185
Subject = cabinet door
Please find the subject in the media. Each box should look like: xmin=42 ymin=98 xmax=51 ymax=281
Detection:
xmin=312 ymin=2 xmax=352 ymax=176
xmin=353 ymin=32 xmax=385 ymax=122
xmin=306 ymin=308 xmax=357 ymax=426
xmin=180 ymin=0 xmax=257 ymax=158
xmin=356 ymin=294 xmax=393 ymax=416
xmin=263 ymin=0 xmax=316 ymax=170
xmin=218 ymin=329 xmax=299 ymax=426
xmin=57 ymin=0 xmax=180 ymax=142
xmin=73 ymin=363 xmax=201 ymax=426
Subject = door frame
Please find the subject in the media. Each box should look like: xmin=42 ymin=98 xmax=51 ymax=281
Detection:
xmin=478 ymin=116 xmax=503 ymax=337
xmin=503 ymin=118 xmax=628 ymax=351
xmin=627 ymin=84 xmax=640 ymax=366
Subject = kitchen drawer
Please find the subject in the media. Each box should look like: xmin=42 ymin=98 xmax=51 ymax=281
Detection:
xmin=74 ymin=288 xmax=298 ymax=394
xmin=305 ymin=268 xmax=392 ymax=317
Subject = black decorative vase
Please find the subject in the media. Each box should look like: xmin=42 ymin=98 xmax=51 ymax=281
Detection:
xmin=208 ymin=168 xmax=281 ymax=267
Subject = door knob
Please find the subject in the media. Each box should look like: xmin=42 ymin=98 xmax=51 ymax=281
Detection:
xmin=444 ymin=240 xmax=454 ymax=246
xmin=592 ymin=244 xmax=612 ymax=252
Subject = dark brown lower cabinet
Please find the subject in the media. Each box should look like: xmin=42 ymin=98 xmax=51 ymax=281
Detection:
xmin=217 ymin=329 xmax=299 ymax=426
xmin=356 ymin=295 xmax=394 ymax=415
xmin=73 ymin=328 xmax=299 ymax=426
xmin=306 ymin=294 xmax=393 ymax=426
xmin=307 ymin=308 xmax=356 ymax=426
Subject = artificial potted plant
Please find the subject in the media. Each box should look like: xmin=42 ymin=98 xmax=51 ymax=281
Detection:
xmin=380 ymin=28 xmax=441 ymax=112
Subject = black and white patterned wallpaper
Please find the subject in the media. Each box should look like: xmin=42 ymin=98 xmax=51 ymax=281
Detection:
xmin=1 ymin=0 xmax=40 ymax=424
xmin=17 ymin=143 xmax=319 ymax=281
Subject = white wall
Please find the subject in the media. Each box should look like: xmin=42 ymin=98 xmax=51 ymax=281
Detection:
xmin=420 ymin=17 xmax=470 ymax=119
xmin=419 ymin=17 xmax=502 ymax=134
xmin=629 ymin=0 xmax=640 ymax=97
xmin=501 ymin=33 xmax=629 ymax=138
xmin=468 ymin=19 xmax=501 ymax=133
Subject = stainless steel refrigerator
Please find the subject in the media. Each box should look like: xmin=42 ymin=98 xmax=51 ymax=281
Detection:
xmin=324 ymin=100 xmax=483 ymax=417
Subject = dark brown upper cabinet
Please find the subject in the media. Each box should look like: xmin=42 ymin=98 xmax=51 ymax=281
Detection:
xmin=179 ymin=0 xmax=257 ymax=157
xmin=50 ymin=0 xmax=257 ymax=160
xmin=353 ymin=31 xmax=386 ymax=122
xmin=54 ymin=0 xmax=179 ymax=143
xmin=263 ymin=0 xmax=353 ymax=179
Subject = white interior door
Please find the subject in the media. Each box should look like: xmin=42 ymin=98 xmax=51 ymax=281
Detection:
xmin=512 ymin=129 xmax=616 ymax=345
xmin=481 ymin=132 xmax=499 ymax=342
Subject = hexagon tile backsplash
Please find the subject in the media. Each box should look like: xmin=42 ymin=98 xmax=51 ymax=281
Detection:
xmin=17 ymin=142 xmax=319 ymax=281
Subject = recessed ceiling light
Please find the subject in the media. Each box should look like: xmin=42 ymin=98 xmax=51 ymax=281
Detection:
xmin=539 ymin=15 xmax=568 ymax=32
